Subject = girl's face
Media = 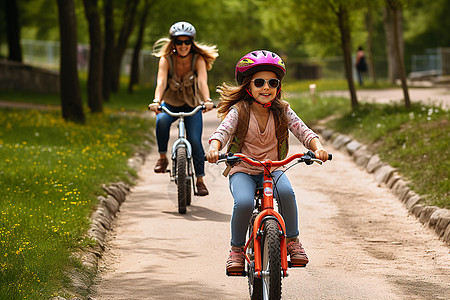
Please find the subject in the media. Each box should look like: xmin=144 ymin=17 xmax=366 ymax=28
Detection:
xmin=249 ymin=71 xmax=280 ymax=106
xmin=174 ymin=36 xmax=192 ymax=56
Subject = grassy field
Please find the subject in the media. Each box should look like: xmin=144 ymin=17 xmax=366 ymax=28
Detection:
xmin=288 ymin=92 xmax=449 ymax=209
xmin=0 ymin=78 xmax=448 ymax=298
xmin=0 ymin=106 xmax=154 ymax=298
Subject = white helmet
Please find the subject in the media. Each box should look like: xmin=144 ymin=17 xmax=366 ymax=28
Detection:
xmin=169 ymin=21 xmax=196 ymax=39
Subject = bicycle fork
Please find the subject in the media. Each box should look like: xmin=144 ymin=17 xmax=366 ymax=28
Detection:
xmin=251 ymin=210 xmax=289 ymax=278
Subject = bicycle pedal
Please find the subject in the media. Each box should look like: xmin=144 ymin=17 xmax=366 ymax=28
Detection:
xmin=226 ymin=270 xmax=246 ymax=277
xmin=288 ymin=261 xmax=306 ymax=268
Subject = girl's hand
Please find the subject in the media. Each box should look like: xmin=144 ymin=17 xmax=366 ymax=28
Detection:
xmin=205 ymin=148 xmax=219 ymax=163
xmin=314 ymin=149 xmax=329 ymax=162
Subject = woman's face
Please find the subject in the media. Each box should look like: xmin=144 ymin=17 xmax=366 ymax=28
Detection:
xmin=174 ymin=36 xmax=192 ymax=56
xmin=249 ymin=71 xmax=280 ymax=106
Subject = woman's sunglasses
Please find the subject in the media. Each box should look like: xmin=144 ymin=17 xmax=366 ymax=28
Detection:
xmin=251 ymin=78 xmax=280 ymax=89
xmin=174 ymin=39 xmax=192 ymax=46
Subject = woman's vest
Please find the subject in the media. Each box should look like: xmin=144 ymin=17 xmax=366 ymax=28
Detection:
xmin=162 ymin=53 xmax=202 ymax=108
xmin=226 ymin=101 xmax=289 ymax=160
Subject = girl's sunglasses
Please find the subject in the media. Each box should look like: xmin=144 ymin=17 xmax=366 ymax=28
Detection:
xmin=174 ymin=39 xmax=192 ymax=46
xmin=252 ymin=78 xmax=280 ymax=89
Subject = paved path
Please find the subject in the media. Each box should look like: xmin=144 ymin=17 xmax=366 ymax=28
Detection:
xmin=91 ymin=111 xmax=450 ymax=300
xmin=320 ymin=86 xmax=450 ymax=109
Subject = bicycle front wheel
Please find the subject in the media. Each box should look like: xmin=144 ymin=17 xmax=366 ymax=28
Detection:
xmin=261 ymin=219 xmax=282 ymax=300
xmin=176 ymin=147 xmax=187 ymax=214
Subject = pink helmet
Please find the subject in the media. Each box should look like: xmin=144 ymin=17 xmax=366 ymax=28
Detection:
xmin=235 ymin=50 xmax=286 ymax=84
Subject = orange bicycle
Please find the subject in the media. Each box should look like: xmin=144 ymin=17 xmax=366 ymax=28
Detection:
xmin=217 ymin=151 xmax=331 ymax=299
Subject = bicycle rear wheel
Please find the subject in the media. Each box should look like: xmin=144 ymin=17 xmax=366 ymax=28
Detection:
xmin=176 ymin=147 xmax=187 ymax=214
xmin=261 ymin=219 xmax=282 ymax=299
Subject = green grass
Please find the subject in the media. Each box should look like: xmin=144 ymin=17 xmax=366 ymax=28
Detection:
xmin=289 ymin=93 xmax=449 ymax=209
xmin=0 ymin=108 xmax=154 ymax=299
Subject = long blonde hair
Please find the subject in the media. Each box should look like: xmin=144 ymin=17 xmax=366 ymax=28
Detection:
xmin=216 ymin=76 xmax=289 ymax=127
xmin=153 ymin=37 xmax=218 ymax=70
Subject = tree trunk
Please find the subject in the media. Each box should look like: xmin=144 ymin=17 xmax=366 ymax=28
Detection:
xmin=383 ymin=5 xmax=403 ymax=85
xmin=366 ymin=4 xmax=376 ymax=84
xmin=102 ymin=0 xmax=114 ymax=102
xmin=128 ymin=0 xmax=152 ymax=93
xmin=83 ymin=0 xmax=103 ymax=112
xmin=337 ymin=4 xmax=358 ymax=109
xmin=56 ymin=0 xmax=85 ymax=123
xmin=5 ymin=0 xmax=22 ymax=62
xmin=387 ymin=0 xmax=410 ymax=108
xmin=110 ymin=0 xmax=140 ymax=93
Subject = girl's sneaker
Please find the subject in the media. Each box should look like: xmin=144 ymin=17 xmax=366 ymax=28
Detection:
xmin=287 ymin=241 xmax=309 ymax=265
xmin=226 ymin=247 xmax=245 ymax=273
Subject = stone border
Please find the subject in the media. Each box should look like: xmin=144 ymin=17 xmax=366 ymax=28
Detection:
xmin=51 ymin=150 xmax=149 ymax=300
xmin=317 ymin=127 xmax=450 ymax=246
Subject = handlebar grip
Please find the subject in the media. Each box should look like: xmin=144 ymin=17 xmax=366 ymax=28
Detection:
xmin=218 ymin=153 xmax=228 ymax=160
xmin=306 ymin=150 xmax=332 ymax=161
xmin=204 ymin=153 xmax=231 ymax=161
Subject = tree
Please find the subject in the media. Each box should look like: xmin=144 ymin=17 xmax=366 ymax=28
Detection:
xmin=255 ymin=0 xmax=362 ymax=109
xmin=5 ymin=0 xmax=22 ymax=62
xmin=365 ymin=1 xmax=377 ymax=84
xmin=56 ymin=0 xmax=85 ymax=123
xmin=128 ymin=0 xmax=154 ymax=93
xmin=386 ymin=0 xmax=410 ymax=108
xmin=83 ymin=0 xmax=103 ymax=112
xmin=334 ymin=2 xmax=359 ymax=108
xmin=102 ymin=0 xmax=114 ymax=102
xmin=383 ymin=3 xmax=404 ymax=84
xmin=110 ymin=0 xmax=139 ymax=93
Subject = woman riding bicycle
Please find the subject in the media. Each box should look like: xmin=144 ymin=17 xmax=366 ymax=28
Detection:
xmin=205 ymin=50 xmax=329 ymax=273
xmin=149 ymin=21 xmax=218 ymax=196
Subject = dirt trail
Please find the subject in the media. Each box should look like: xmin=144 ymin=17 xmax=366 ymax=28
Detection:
xmin=91 ymin=111 xmax=450 ymax=300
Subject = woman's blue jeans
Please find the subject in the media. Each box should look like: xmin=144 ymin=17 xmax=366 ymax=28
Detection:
xmin=228 ymin=171 xmax=299 ymax=247
xmin=156 ymin=103 xmax=205 ymax=177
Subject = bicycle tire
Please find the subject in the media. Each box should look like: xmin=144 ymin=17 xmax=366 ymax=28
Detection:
xmin=186 ymin=176 xmax=192 ymax=206
xmin=176 ymin=147 xmax=187 ymax=214
xmin=261 ymin=219 xmax=282 ymax=299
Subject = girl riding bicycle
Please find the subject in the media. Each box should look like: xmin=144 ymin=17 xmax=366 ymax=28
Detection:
xmin=149 ymin=21 xmax=218 ymax=196
xmin=205 ymin=50 xmax=329 ymax=273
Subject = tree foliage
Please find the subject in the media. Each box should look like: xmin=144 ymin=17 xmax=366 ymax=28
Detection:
xmin=1 ymin=0 xmax=448 ymax=111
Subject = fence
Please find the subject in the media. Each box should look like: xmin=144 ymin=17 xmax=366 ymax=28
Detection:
xmin=20 ymin=39 xmax=159 ymax=87
xmin=410 ymin=48 xmax=450 ymax=77
xmin=20 ymin=40 xmax=450 ymax=85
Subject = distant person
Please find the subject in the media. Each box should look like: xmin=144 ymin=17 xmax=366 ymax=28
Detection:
xmin=355 ymin=46 xmax=368 ymax=86
xmin=148 ymin=21 xmax=218 ymax=196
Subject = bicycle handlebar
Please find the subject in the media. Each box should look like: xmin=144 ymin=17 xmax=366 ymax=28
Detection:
xmin=210 ymin=151 xmax=332 ymax=166
xmin=158 ymin=104 xmax=206 ymax=117
xmin=148 ymin=103 xmax=216 ymax=117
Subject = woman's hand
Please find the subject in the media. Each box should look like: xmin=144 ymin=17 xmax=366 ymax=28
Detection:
xmin=148 ymin=102 xmax=160 ymax=114
xmin=204 ymin=101 xmax=214 ymax=112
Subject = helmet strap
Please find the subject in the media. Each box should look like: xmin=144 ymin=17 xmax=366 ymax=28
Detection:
xmin=246 ymin=88 xmax=281 ymax=108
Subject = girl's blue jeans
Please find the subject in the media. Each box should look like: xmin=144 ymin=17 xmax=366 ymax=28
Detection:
xmin=228 ymin=171 xmax=299 ymax=247
xmin=156 ymin=103 xmax=205 ymax=177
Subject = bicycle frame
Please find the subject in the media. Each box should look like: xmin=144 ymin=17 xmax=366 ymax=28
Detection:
xmin=160 ymin=105 xmax=204 ymax=185
xmin=235 ymin=154 xmax=307 ymax=278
